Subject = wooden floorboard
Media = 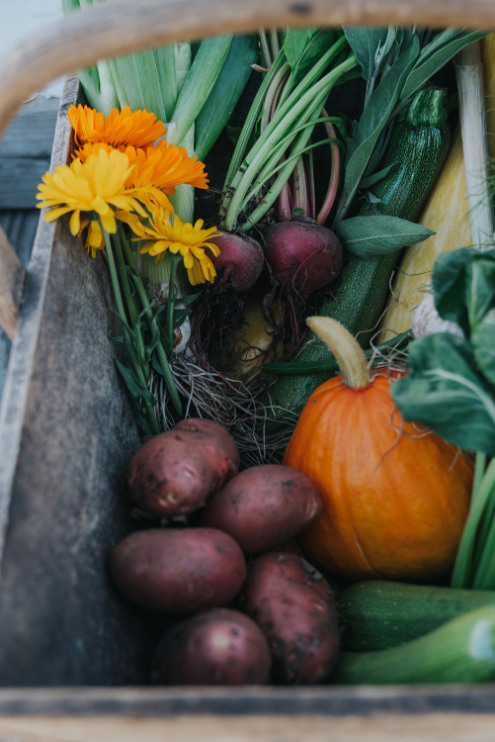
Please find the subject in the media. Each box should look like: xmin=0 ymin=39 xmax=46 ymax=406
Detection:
xmin=0 ymin=713 xmax=494 ymax=742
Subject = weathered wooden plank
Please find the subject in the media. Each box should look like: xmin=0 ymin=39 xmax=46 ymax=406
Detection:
xmin=2 ymin=712 xmax=495 ymax=742
xmin=0 ymin=75 xmax=161 ymax=686
xmin=0 ymin=157 xmax=49 ymax=208
xmin=0 ymin=98 xmax=59 ymax=160
xmin=0 ymin=686 xmax=492 ymax=717
xmin=0 ymin=224 xmax=24 ymax=339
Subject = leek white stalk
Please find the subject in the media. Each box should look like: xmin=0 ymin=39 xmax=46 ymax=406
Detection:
xmin=456 ymin=42 xmax=494 ymax=250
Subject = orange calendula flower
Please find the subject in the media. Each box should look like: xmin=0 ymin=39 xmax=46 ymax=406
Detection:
xmin=130 ymin=207 xmax=221 ymax=285
xmin=68 ymin=104 xmax=166 ymax=148
xmin=78 ymin=218 xmax=105 ymax=258
xmin=75 ymin=141 xmax=209 ymax=211
xmin=36 ymin=148 xmax=147 ymax=237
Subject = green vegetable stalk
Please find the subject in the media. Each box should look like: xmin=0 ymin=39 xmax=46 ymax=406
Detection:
xmin=392 ymin=247 xmax=495 ymax=590
xmin=266 ymin=27 xmax=487 ymax=419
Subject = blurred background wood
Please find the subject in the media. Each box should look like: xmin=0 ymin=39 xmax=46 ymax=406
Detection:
xmin=0 ymin=225 xmax=25 ymax=340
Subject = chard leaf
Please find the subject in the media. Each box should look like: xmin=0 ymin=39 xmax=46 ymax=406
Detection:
xmin=432 ymin=247 xmax=476 ymax=333
xmin=473 ymin=308 xmax=495 ymax=385
xmin=392 ymin=333 xmax=495 ymax=455
xmin=342 ymin=27 xmax=389 ymax=81
xmin=336 ymin=36 xmax=419 ymax=222
xmin=400 ymin=30 xmax=488 ymax=101
xmin=432 ymin=249 xmax=495 ymax=336
xmin=335 ymin=215 xmax=434 ymax=258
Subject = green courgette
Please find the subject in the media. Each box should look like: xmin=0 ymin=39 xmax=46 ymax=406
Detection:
xmin=268 ymin=89 xmax=451 ymax=415
xmin=339 ymin=581 xmax=495 ymax=652
xmin=333 ymin=605 xmax=495 ymax=684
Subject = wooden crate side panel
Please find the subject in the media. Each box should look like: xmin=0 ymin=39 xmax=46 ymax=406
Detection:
xmin=0 ymin=76 xmax=161 ymax=686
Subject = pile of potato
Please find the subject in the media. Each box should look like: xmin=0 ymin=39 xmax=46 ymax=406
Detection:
xmin=110 ymin=419 xmax=340 ymax=685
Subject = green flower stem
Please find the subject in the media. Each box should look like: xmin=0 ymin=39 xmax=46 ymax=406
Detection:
xmin=122 ymin=244 xmax=183 ymax=417
xmin=167 ymin=255 xmax=181 ymax=344
xmin=114 ymin=229 xmax=138 ymax=326
xmin=102 ymin=226 xmax=160 ymax=436
xmin=156 ymin=341 xmax=183 ymax=416
xmin=117 ymin=223 xmax=138 ymax=273
xmin=451 ymin=456 xmax=495 ymax=588
xmin=103 ymin=227 xmax=127 ymax=324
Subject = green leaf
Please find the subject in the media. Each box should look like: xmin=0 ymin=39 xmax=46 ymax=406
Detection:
xmin=473 ymin=308 xmax=495 ymax=385
xmin=337 ymin=36 xmax=419 ymax=220
xmin=342 ymin=27 xmax=389 ymax=81
xmin=284 ymin=29 xmax=340 ymax=87
xmin=400 ymin=30 xmax=488 ymax=101
xmin=169 ymin=35 xmax=233 ymax=146
xmin=432 ymin=247 xmax=476 ymax=333
xmin=335 ymin=215 xmax=434 ymax=257
xmin=359 ymin=162 xmax=397 ymax=189
xmin=432 ymin=249 xmax=495 ymax=336
xmin=392 ymin=334 xmax=495 ymax=455
xmin=195 ymin=35 xmax=258 ymax=161
xmin=115 ymin=360 xmax=154 ymax=404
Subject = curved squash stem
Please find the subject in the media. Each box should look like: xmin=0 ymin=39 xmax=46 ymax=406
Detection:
xmin=306 ymin=316 xmax=370 ymax=389
xmin=316 ymin=111 xmax=340 ymax=225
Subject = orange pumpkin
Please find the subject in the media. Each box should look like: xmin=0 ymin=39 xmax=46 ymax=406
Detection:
xmin=283 ymin=317 xmax=473 ymax=582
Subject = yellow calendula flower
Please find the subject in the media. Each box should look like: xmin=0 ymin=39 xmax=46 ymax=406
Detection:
xmin=68 ymin=104 xmax=166 ymax=148
xmin=75 ymin=141 xmax=209 ymax=211
xmin=36 ymin=148 xmax=147 ymax=237
xmin=131 ymin=207 xmax=221 ymax=285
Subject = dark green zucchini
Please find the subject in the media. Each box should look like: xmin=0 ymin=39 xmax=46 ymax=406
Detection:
xmin=268 ymin=89 xmax=451 ymax=416
xmin=339 ymin=581 xmax=495 ymax=652
xmin=333 ymin=605 xmax=495 ymax=685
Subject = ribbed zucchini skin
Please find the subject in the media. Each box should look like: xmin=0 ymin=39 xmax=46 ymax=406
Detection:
xmin=269 ymin=89 xmax=450 ymax=415
xmin=333 ymin=606 xmax=495 ymax=684
xmin=361 ymin=89 xmax=451 ymax=222
xmin=339 ymin=581 xmax=495 ymax=652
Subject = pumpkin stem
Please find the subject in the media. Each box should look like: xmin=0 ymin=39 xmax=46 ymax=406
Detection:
xmin=306 ymin=316 xmax=371 ymax=388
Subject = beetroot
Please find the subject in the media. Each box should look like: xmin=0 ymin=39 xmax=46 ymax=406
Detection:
xmin=209 ymin=233 xmax=264 ymax=292
xmin=202 ymin=464 xmax=322 ymax=555
xmin=241 ymin=552 xmax=340 ymax=683
xmin=109 ymin=528 xmax=246 ymax=614
xmin=263 ymin=221 xmax=342 ymax=299
xmin=126 ymin=419 xmax=239 ymax=518
xmin=152 ymin=609 xmax=271 ymax=685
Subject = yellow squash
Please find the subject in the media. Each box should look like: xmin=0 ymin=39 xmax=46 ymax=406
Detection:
xmin=377 ymin=127 xmax=472 ymax=343
xmin=378 ymin=34 xmax=495 ymax=343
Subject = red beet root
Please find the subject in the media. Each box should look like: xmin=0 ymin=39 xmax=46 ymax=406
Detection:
xmin=209 ymin=233 xmax=264 ymax=292
xmin=263 ymin=222 xmax=342 ymax=299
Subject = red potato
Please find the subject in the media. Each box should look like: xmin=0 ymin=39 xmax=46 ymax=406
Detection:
xmin=202 ymin=464 xmax=322 ymax=555
xmin=109 ymin=528 xmax=246 ymax=614
xmin=126 ymin=419 xmax=239 ymax=518
xmin=151 ymin=609 xmax=271 ymax=685
xmin=242 ymin=552 xmax=340 ymax=684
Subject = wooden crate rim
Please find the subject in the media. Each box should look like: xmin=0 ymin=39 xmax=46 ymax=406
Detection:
xmin=0 ymin=686 xmax=494 ymax=716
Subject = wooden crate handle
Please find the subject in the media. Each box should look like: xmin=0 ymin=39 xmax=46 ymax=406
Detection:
xmin=0 ymin=0 xmax=494 ymax=144
xmin=0 ymin=0 xmax=493 ymax=338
